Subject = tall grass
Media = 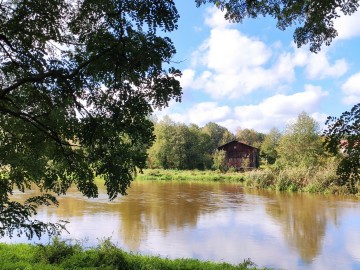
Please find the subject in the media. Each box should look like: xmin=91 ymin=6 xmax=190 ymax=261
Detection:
xmin=0 ymin=238 xmax=271 ymax=270
xmin=243 ymin=159 xmax=355 ymax=195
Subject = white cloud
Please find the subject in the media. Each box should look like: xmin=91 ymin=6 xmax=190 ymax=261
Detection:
xmin=334 ymin=9 xmax=360 ymax=40
xmin=188 ymin=102 xmax=231 ymax=125
xmin=233 ymin=85 xmax=327 ymax=128
xmin=229 ymin=85 xmax=328 ymax=132
xmin=204 ymin=6 xmax=231 ymax=29
xmin=179 ymin=69 xmax=195 ymax=89
xmin=158 ymin=85 xmax=328 ymax=133
xmin=158 ymin=102 xmax=231 ymax=127
xmin=305 ymin=49 xmax=348 ymax=79
xmin=204 ymin=28 xmax=271 ymax=72
xmin=341 ymin=72 xmax=360 ymax=105
xmin=188 ymin=26 xmax=293 ymax=98
xmin=181 ymin=8 xmax=348 ymax=100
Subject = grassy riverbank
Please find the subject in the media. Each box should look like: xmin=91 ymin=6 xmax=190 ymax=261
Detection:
xmin=136 ymin=169 xmax=245 ymax=182
xmin=0 ymin=239 xmax=270 ymax=270
xmin=136 ymin=161 xmax=359 ymax=196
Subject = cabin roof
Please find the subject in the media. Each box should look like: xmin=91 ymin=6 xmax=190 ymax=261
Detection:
xmin=217 ymin=140 xmax=259 ymax=150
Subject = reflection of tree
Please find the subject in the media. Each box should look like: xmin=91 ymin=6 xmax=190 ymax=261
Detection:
xmin=262 ymin=191 xmax=329 ymax=263
xmin=118 ymin=182 xmax=244 ymax=250
xmin=36 ymin=181 xmax=244 ymax=251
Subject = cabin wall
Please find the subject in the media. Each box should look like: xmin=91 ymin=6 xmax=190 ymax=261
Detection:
xmin=219 ymin=141 xmax=259 ymax=170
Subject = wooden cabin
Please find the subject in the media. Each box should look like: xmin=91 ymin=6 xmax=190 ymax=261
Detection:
xmin=218 ymin=140 xmax=259 ymax=170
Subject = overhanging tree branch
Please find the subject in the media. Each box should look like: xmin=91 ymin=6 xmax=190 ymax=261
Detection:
xmin=0 ymin=46 xmax=116 ymax=99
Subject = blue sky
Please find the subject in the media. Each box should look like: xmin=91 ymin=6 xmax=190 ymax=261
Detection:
xmin=155 ymin=1 xmax=360 ymax=134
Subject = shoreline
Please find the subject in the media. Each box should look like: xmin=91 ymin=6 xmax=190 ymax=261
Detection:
xmin=136 ymin=168 xmax=360 ymax=197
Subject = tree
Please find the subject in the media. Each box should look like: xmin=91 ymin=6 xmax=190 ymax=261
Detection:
xmin=212 ymin=150 xmax=227 ymax=172
xmin=236 ymin=128 xmax=265 ymax=148
xmin=276 ymin=112 xmax=324 ymax=168
xmin=196 ymin=0 xmax=360 ymax=52
xmin=147 ymin=117 xmax=177 ymax=169
xmin=261 ymin=127 xmax=282 ymax=165
xmin=202 ymin=122 xmax=234 ymax=152
xmin=0 ymin=0 xmax=181 ymax=239
xmin=147 ymin=120 xmax=212 ymax=170
xmin=324 ymin=103 xmax=360 ymax=193
xmin=220 ymin=129 xmax=236 ymax=146
xmin=185 ymin=124 xmax=213 ymax=170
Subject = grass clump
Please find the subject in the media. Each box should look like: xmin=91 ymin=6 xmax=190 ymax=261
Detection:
xmin=0 ymin=238 xmax=272 ymax=270
xmin=243 ymin=158 xmax=356 ymax=195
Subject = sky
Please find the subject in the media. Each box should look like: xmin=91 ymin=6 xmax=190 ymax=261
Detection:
xmin=154 ymin=1 xmax=360 ymax=134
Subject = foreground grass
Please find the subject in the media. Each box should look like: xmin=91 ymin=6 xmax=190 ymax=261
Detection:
xmin=136 ymin=169 xmax=245 ymax=182
xmin=0 ymin=239 xmax=271 ymax=270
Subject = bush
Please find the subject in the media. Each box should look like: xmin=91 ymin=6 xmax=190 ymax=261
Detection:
xmin=35 ymin=237 xmax=82 ymax=264
xmin=244 ymin=160 xmax=340 ymax=194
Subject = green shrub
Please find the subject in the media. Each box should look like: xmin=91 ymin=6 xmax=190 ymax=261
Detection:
xmin=35 ymin=238 xmax=81 ymax=265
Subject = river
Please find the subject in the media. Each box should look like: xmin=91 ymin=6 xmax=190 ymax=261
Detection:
xmin=2 ymin=181 xmax=360 ymax=270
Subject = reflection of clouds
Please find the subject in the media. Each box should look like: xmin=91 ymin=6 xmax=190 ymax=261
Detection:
xmin=63 ymin=214 xmax=122 ymax=246
xmin=308 ymin=211 xmax=360 ymax=270
xmin=344 ymin=214 xmax=360 ymax=266
xmin=346 ymin=230 xmax=360 ymax=262
xmin=139 ymin=208 xmax=299 ymax=270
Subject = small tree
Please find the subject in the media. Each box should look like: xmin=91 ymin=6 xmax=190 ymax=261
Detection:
xmin=261 ymin=127 xmax=282 ymax=165
xmin=212 ymin=150 xmax=227 ymax=172
xmin=276 ymin=112 xmax=324 ymax=168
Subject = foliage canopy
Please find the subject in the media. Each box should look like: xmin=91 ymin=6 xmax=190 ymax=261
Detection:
xmin=324 ymin=103 xmax=360 ymax=193
xmin=260 ymin=127 xmax=281 ymax=165
xmin=0 ymin=0 xmax=181 ymax=238
xmin=196 ymin=0 xmax=360 ymax=52
xmin=147 ymin=118 xmax=213 ymax=170
xmin=276 ymin=112 xmax=324 ymax=168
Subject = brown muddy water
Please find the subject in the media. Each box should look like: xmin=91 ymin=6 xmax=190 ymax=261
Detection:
xmin=2 ymin=181 xmax=360 ymax=270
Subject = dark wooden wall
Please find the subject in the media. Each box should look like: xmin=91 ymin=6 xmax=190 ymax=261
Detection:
xmin=218 ymin=141 xmax=259 ymax=169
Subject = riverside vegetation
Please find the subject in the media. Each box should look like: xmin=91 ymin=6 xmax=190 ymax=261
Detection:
xmin=144 ymin=111 xmax=359 ymax=196
xmin=137 ymin=158 xmax=357 ymax=196
xmin=0 ymin=238 xmax=270 ymax=270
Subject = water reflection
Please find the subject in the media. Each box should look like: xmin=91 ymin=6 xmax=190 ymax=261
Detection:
xmin=54 ymin=182 xmax=244 ymax=250
xmin=3 ymin=181 xmax=360 ymax=270
xmin=264 ymin=192 xmax=328 ymax=262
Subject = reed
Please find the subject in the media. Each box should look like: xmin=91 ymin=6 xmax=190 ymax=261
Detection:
xmin=243 ymin=159 xmax=357 ymax=195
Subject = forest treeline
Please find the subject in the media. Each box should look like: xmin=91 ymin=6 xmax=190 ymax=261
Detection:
xmin=147 ymin=112 xmax=327 ymax=171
